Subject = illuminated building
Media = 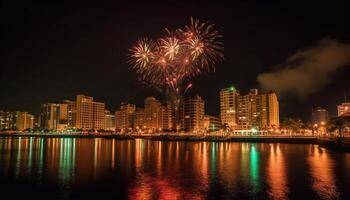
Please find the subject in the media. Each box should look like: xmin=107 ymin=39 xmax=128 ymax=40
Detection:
xmin=76 ymin=95 xmax=105 ymax=131
xmin=63 ymin=100 xmax=76 ymax=128
xmin=312 ymin=107 xmax=328 ymax=125
xmin=144 ymin=97 xmax=164 ymax=131
xmin=76 ymin=95 xmax=94 ymax=130
xmin=15 ymin=111 xmax=34 ymax=131
xmin=40 ymin=103 xmax=61 ymax=130
xmin=220 ymin=87 xmax=279 ymax=130
xmin=220 ymin=86 xmax=238 ymax=129
xmin=104 ymin=110 xmax=115 ymax=131
xmin=203 ymin=115 xmax=221 ymax=132
xmin=133 ymin=108 xmax=145 ymax=130
xmin=93 ymin=102 xmax=105 ymax=130
xmin=115 ymin=102 xmax=136 ymax=132
xmin=0 ymin=111 xmax=14 ymax=130
xmin=0 ymin=111 xmax=34 ymax=131
xmin=183 ymin=95 xmax=205 ymax=132
xmin=337 ymin=102 xmax=350 ymax=117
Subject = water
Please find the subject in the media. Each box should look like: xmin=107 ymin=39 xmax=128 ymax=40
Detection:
xmin=0 ymin=137 xmax=349 ymax=200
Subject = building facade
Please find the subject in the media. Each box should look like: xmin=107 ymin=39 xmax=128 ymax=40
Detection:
xmin=220 ymin=86 xmax=238 ymax=129
xmin=203 ymin=115 xmax=221 ymax=132
xmin=104 ymin=110 xmax=115 ymax=131
xmin=183 ymin=95 xmax=205 ymax=132
xmin=115 ymin=103 xmax=136 ymax=132
xmin=220 ymin=87 xmax=279 ymax=130
xmin=337 ymin=102 xmax=350 ymax=117
xmin=0 ymin=111 xmax=33 ymax=131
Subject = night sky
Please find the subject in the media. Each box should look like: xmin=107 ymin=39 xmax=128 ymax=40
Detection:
xmin=1 ymin=1 xmax=349 ymax=121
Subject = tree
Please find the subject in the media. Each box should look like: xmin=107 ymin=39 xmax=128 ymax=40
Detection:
xmin=281 ymin=118 xmax=304 ymax=134
xmin=328 ymin=116 xmax=350 ymax=138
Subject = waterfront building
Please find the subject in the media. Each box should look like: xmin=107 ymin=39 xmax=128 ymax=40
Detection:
xmin=115 ymin=102 xmax=136 ymax=132
xmin=220 ymin=86 xmax=239 ymax=129
xmin=183 ymin=95 xmax=205 ymax=132
xmin=203 ymin=115 xmax=221 ymax=132
xmin=220 ymin=87 xmax=279 ymax=130
xmin=104 ymin=110 xmax=115 ymax=131
xmin=15 ymin=111 xmax=34 ymax=131
xmin=40 ymin=103 xmax=61 ymax=130
xmin=63 ymin=100 xmax=76 ymax=128
xmin=133 ymin=108 xmax=145 ymax=130
xmin=76 ymin=95 xmax=105 ymax=131
xmin=144 ymin=97 xmax=164 ymax=131
xmin=0 ymin=111 xmax=14 ymax=130
xmin=337 ymin=102 xmax=350 ymax=117
xmin=312 ymin=107 xmax=329 ymax=125
xmin=76 ymin=95 xmax=94 ymax=130
xmin=0 ymin=111 xmax=33 ymax=131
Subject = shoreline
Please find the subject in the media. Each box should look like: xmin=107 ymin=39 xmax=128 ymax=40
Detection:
xmin=1 ymin=133 xmax=349 ymax=151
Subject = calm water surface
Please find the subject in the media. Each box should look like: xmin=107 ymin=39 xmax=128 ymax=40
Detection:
xmin=0 ymin=137 xmax=349 ymax=200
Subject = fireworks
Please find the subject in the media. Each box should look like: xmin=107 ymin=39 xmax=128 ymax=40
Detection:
xmin=128 ymin=18 xmax=223 ymax=95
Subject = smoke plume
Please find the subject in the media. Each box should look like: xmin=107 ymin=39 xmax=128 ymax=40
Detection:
xmin=257 ymin=39 xmax=350 ymax=99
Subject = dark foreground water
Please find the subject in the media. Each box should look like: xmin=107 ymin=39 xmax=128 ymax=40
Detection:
xmin=0 ymin=137 xmax=349 ymax=200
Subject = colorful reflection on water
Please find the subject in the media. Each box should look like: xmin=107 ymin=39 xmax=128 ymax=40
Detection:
xmin=0 ymin=137 xmax=349 ymax=199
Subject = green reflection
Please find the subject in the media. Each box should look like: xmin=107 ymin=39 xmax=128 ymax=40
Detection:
xmin=27 ymin=137 xmax=33 ymax=173
xmin=250 ymin=144 xmax=260 ymax=193
xmin=211 ymin=142 xmax=217 ymax=175
xmin=59 ymin=138 xmax=76 ymax=186
xmin=15 ymin=137 xmax=22 ymax=177
xmin=38 ymin=138 xmax=44 ymax=180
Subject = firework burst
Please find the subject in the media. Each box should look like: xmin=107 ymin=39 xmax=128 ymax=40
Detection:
xmin=128 ymin=18 xmax=223 ymax=96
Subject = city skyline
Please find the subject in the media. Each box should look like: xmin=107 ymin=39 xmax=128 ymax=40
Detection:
xmin=1 ymin=1 xmax=349 ymax=121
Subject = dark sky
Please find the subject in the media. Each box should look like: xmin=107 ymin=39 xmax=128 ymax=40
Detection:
xmin=1 ymin=1 xmax=349 ymax=121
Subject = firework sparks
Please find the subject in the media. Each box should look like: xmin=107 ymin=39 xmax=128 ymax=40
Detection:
xmin=128 ymin=18 xmax=223 ymax=95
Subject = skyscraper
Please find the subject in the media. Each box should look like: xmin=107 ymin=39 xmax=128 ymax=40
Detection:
xmin=183 ymin=95 xmax=205 ymax=132
xmin=76 ymin=95 xmax=105 ymax=131
xmin=93 ymin=102 xmax=105 ymax=130
xmin=76 ymin=95 xmax=94 ymax=130
xmin=15 ymin=111 xmax=34 ymax=131
xmin=104 ymin=110 xmax=115 ymax=131
xmin=144 ymin=97 xmax=163 ymax=131
xmin=40 ymin=103 xmax=61 ymax=130
xmin=133 ymin=108 xmax=145 ymax=130
xmin=220 ymin=86 xmax=238 ymax=129
xmin=220 ymin=87 xmax=279 ymax=130
xmin=63 ymin=100 xmax=76 ymax=128
xmin=115 ymin=102 xmax=136 ymax=132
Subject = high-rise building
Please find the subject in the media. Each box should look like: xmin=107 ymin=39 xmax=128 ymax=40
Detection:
xmin=115 ymin=103 xmax=136 ymax=132
xmin=0 ymin=111 xmax=14 ymax=130
xmin=40 ymin=103 xmax=61 ymax=130
xmin=15 ymin=111 xmax=34 ymax=131
xmin=39 ymin=103 xmax=69 ymax=130
xmin=76 ymin=95 xmax=94 ymax=130
xmin=63 ymin=100 xmax=76 ymax=128
xmin=76 ymin=95 xmax=105 ymax=131
xmin=337 ymin=102 xmax=350 ymax=117
xmin=220 ymin=87 xmax=279 ymax=130
xmin=203 ymin=115 xmax=221 ymax=132
xmin=183 ymin=95 xmax=205 ymax=132
xmin=0 ymin=111 xmax=33 ymax=131
xmin=312 ymin=107 xmax=328 ymax=125
xmin=93 ymin=102 xmax=105 ymax=130
xmin=266 ymin=91 xmax=280 ymax=128
xmin=144 ymin=97 xmax=164 ymax=131
xmin=104 ymin=110 xmax=115 ymax=131
xmin=134 ymin=108 xmax=145 ymax=130
xmin=220 ymin=86 xmax=239 ymax=129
